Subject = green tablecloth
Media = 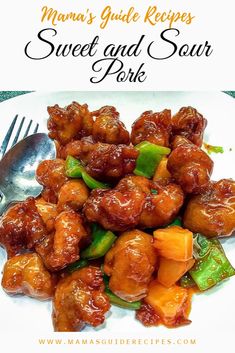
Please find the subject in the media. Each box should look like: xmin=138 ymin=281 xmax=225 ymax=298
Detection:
xmin=224 ymin=91 xmax=235 ymax=99
xmin=0 ymin=91 xmax=234 ymax=103
xmin=0 ymin=91 xmax=32 ymax=102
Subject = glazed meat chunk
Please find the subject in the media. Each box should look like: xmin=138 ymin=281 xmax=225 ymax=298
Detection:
xmin=92 ymin=106 xmax=130 ymax=144
xmin=138 ymin=179 xmax=184 ymax=228
xmin=36 ymin=159 xmax=68 ymax=203
xmin=48 ymin=102 xmax=93 ymax=145
xmin=0 ymin=198 xmax=47 ymax=258
xmin=36 ymin=210 xmax=89 ymax=271
xmin=58 ymin=136 xmax=95 ymax=161
xmin=36 ymin=159 xmax=67 ymax=191
xmin=131 ymin=109 xmax=171 ymax=146
xmin=167 ymin=137 xmax=213 ymax=194
xmin=183 ymin=179 xmax=235 ymax=237
xmin=1 ymin=253 xmax=55 ymax=300
xmin=84 ymin=143 xmax=139 ymax=182
xmin=171 ymin=106 xmax=207 ymax=147
xmin=35 ymin=198 xmax=58 ymax=232
xmin=83 ymin=177 xmax=146 ymax=231
xmin=59 ymin=139 xmax=138 ymax=182
xmin=170 ymin=135 xmax=191 ymax=150
xmin=57 ymin=180 xmax=89 ymax=212
xmin=104 ymin=230 xmax=157 ymax=302
xmin=117 ymin=176 xmax=184 ymax=228
xmin=84 ymin=176 xmax=184 ymax=231
xmin=53 ymin=267 xmax=110 ymax=331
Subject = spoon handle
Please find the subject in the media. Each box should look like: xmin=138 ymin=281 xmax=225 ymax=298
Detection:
xmin=0 ymin=192 xmax=9 ymax=215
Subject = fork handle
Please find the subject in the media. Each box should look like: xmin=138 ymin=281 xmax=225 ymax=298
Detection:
xmin=0 ymin=192 xmax=9 ymax=215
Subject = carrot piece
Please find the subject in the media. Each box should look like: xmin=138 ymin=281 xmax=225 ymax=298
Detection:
xmin=153 ymin=156 xmax=171 ymax=181
xmin=157 ymin=257 xmax=195 ymax=288
xmin=153 ymin=226 xmax=193 ymax=261
xmin=145 ymin=280 xmax=191 ymax=327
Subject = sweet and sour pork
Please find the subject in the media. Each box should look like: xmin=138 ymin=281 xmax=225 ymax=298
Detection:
xmin=0 ymin=100 xmax=233 ymax=333
xmin=53 ymin=267 xmax=110 ymax=331
xmin=84 ymin=176 xmax=184 ymax=231
xmin=184 ymin=179 xmax=235 ymax=237
xmin=104 ymin=230 xmax=157 ymax=302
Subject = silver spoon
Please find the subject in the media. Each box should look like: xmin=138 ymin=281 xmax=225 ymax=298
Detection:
xmin=0 ymin=133 xmax=56 ymax=215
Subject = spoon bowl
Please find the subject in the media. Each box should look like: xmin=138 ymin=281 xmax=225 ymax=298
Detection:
xmin=0 ymin=133 xmax=56 ymax=214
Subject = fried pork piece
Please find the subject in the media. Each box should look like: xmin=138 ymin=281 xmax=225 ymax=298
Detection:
xmin=35 ymin=210 xmax=89 ymax=271
xmin=131 ymin=109 xmax=171 ymax=146
xmin=167 ymin=137 xmax=213 ymax=194
xmin=53 ymin=267 xmax=110 ymax=332
xmin=36 ymin=159 xmax=67 ymax=192
xmin=35 ymin=198 xmax=58 ymax=232
xmin=57 ymin=180 xmax=89 ymax=212
xmin=92 ymin=106 xmax=130 ymax=144
xmin=1 ymin=253 xmax=55 ymax=300
xmin=170 ymin=135 xmax=191 ymax=149
xmin=0 ymin=198 xmax=47 ymax=258
xmin=58 ymin=136 xmax=95 ymax=161
xmin=84 ymin=176 xmax=184 ymax=231
xmin=184 ymin=179 xmax=235 ymax=237
xmin=104 ymin=230 xmax=157 ymax=302
xmin=85 ymin=143 xmax=139 ymax=181
xmin=136 ymin=303 xmax=161 ymax=326
xmin=136 ymin=177 xmax=184 ymax=228
xmin=59 ymin=138 xmax=138 ymax=182
xmin=47 ymin=102 xmax=94 ymax=145
xmin=83 ymin=177 xmax=146 ymax=231
xmin=36 ymin=159 xmax=68 ymax=203
xmin=171 ymin=106 xmax=207 ymax=147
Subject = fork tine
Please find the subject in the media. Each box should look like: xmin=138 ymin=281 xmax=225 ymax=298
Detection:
xmin=11 ymin=116 xmax=25 ymax=148
xmin=23 ymin=120 xmax=32 ymax=138
xmin=33 ymin=123 xmax=39 ymax=134
xmin=0 ymin=114 xmax=18 ymax=159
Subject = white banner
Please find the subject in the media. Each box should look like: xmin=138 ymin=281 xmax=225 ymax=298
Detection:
xmin=0 ymin=0 xmax=234 ymax=89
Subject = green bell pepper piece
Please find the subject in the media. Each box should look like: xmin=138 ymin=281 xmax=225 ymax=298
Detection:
xmin=179 ymin=273 xmax=196 ymax=288
xmin=66 ymin=259 xmax=89 ymax=273
xmin=193 ymin=234 xmax=225 ymax=259
xmin=103 ymin=275 xmax=141 ymax=310
xmin=134 ymin=141 xmax=171 ymax=179
xmin=81 ymin=224 xmax=117 ymax=260
xmin=193 ymin=233 xmax=212 ymax=259
xmin=190 ymin=244 xmax=235 ymax=291
xmin=210 ymin=238 xmax=225 ymax=255
xmin=65 ymin=155 xmax=110 ymax=189
xmin=65 ymin=155 xmax=84 ymax=178
xmin=81 ymin=171 xmax=110 ymax=190
xmin=150 ymin=189 xmax=158 ymax=195
xmin=167 ymin=217 xmax=182 ymax=227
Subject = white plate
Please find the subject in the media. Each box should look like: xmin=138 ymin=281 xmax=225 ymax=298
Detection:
xmin=0 ymin=91 xmax=235 ymax=336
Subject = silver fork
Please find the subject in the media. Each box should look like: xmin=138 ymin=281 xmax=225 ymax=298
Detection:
xmin=0 ymin=115 xmax=39 ymax=160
